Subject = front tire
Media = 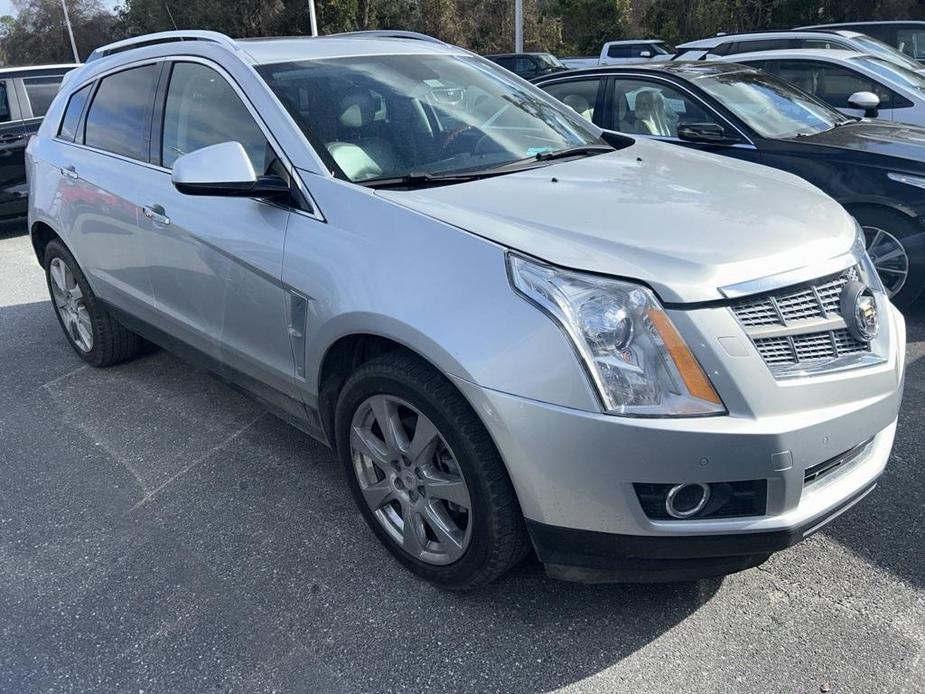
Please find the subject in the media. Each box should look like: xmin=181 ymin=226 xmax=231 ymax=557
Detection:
xmin=335 ymin=351 xmax=529 ymax=590
xmin=853 ymin=207 xmax=925 ymax=307
xmin=44 ymin=239 xmax=142 ymax=367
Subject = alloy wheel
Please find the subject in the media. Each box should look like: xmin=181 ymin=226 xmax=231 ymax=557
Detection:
xmin=349 ymin=394 xmax=473 ymax=565
xmin=49 ymin=257 xmax=93 ymax=353
xmin=863 ymin=225 xmax=909 ymax=298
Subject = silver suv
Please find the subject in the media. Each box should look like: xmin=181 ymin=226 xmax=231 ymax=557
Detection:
xmin=27 ymin=30 xmax=905 ymax=589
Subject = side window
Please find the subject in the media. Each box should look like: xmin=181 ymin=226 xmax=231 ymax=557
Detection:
xmin=57 ymin=84 xmax=91 ymax=142
xmin=774 ymin=60 xmax=896 ymax=109
xmin=22 ymin=75 xmax=63 ymax=118
xmin=84 ymin=64 xmax=159 ymax=160
xmin=632 ymin=44 xmax=652 ymax=57
xmin=607 ymin=45 xmax=631 ymax=59
xmin=514 ymin=57 xmax=536 ymax=76
xmin=162 ymin=62 xmax=270 ymax=173
xmin=897 ymin=29 xmax=925 ymax=59
xmin=728 ymin=39 xmax=791 ymax=54
xmin=0 ymin=81 xmax=11 ymax=123
xmin=611 ymin=79 xmax=724 ymax=137
xmin=802 ymin=39 xmax=841 ymax=50
xmin=543 ymin=79 xmax=600 ymax=123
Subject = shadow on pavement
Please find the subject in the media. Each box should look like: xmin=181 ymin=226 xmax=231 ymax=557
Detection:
xmin=819 ymin=301 xmax=925 ymax=589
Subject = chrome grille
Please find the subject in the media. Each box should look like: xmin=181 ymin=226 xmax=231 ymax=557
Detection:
xmin=733 ymin=266 xmax=859 ymax=327
xmin=731 ymin=266 xmax=872 ymax=376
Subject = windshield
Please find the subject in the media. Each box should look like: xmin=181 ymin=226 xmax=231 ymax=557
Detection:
xmin=694 ymin=69 xmax=848 ymax=139
xmin=650 ymin=42 xmax=674 ymax=55
xmin=850 ymin=35 xmax=925 ymax=73
xmin=850 ymin=56 xmax=925 ymax=90
xmin=536 ymin=53 xmax=566 ymax=69
xmin=256 ymin=54 xmax=602 ymax=183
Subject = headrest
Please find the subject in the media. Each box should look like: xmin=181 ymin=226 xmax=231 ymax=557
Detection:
xmin=339 ymin=90 xmax=376 ymax=129
xmin=562 ymin=94 xmax=591 ymax=114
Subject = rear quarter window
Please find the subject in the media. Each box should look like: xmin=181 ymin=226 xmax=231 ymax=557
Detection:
xmin=57 ymin=84 xmax=91 ymax=141
xmin=84 ymin=64 xmax=159 ymax=160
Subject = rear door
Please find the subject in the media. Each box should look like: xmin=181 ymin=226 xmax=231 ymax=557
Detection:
xmin=141 ymin=59 xmax=299 ymax=405
xmin=54 ymin=63 xmax=161 ymax=322
xmin=538 ymin=76 xmax=607 ymax=126
xmin=0 ymin=77 xmax=27 ymax=222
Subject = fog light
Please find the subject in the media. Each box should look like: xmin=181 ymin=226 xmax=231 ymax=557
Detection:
xmin=665 ymin=482 xmax=711 ymax=518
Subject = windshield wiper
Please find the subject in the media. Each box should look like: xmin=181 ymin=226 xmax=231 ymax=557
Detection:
xmin=534 ymin=144 xmax=614 ymax=161
xmin=360 ymin=171 xmax=489 ymax=190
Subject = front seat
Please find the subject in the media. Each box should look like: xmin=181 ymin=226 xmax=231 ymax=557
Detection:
xmin=330 ymin=90 xmax=401 ymax=178
xmin=634 ymin=90 xmax=674 ymax=137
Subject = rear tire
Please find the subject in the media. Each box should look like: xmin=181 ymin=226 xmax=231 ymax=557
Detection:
xmin=335 ymin=351 xmax=529 ymax=590
xmin=852 ymin=207 xmax=925 ymax=307
xmin=44 ymin=239 xmax=142 ymax=367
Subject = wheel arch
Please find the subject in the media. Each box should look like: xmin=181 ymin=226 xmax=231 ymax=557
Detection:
xmin=30 ymin=220 xmax=64 ymax=265
xmin=314 ymin=323 xmax=477 ymax=453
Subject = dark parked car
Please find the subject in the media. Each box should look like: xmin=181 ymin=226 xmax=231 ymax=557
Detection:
xmin=0 ymin=64 xmax=78 ymax=228
xmin=534 ymin=62 xmax=925 ymax=305
xmin=485 ymin=52 xmax=567 ymax=79
xmin=798 ymin=21 xmax=925 ymax=62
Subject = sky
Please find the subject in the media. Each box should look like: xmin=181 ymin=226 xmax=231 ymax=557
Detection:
xmin=0 ymin=0 xmax=120 ymax=18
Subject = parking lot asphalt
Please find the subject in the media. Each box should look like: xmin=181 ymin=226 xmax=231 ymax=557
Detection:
xmin=0 ymin=229 xmax=923 ymax=694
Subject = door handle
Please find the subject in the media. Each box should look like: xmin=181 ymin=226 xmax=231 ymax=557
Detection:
xmin=0 ymin=133 xmax=24 ymax=143
xmin=142 ymin=204 xmax=170 ymax=226
xmin=61 ymin=165 xmax=78 ymax=180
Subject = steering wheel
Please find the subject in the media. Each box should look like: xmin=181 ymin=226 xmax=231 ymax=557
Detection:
xmin=439 ymin=125 xmax=492 ymax=157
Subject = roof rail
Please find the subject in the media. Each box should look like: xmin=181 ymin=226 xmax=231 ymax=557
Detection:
xmin=87 ymin=30 xmax=238 ymax=63
xmin=323 ymin=30 xmax=448 ymax=45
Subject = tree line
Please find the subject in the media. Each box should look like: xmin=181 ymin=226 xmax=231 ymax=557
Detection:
xmin=1 ymin=0 xmax=923 ymax=66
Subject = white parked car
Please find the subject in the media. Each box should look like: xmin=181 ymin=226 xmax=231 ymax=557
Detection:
xmin=716 ymin=49 xmax=925 ymax=124
xmin=562 ymin=39 xmax=673 ymax=69
xmin=676 ymin=29 xmax=925 ymax=74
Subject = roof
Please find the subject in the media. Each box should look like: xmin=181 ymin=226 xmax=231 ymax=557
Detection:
xmin=485 ymin=52 xmax=553 ymax=58
xmin=87 ymin=30 xmax=468 ymax=66
xmin=798 ymin=21 xmax=925 ymax=29
xmin=0 ymin=63 xmax=80 ymax=76
xmin=677 ymin=30 xmax=862 ymax=50
xmin=720 ymin=48 xmax=871 ymax=63
xmin=534 ymin=61 xmax=756 ymax=81
xmin=603 ymin=39 xmax=666 ymax=46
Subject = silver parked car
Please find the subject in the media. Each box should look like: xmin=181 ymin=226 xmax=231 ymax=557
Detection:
xmin=716 ymin=48 xmax=925 ymax=124
xmin=27 ymin=30 xmax=905 ymax=589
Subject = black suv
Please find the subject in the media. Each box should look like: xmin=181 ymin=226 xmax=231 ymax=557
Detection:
xmin=0 ymin=64 xmax=78 ymax=228
xmin=485 ymin=53 xmax=568 ymax=79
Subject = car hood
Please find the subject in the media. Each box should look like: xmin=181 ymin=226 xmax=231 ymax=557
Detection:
xmin=795 ymin=120 xmax=925 ymax=164
xmin=379 ymin=139 xmax=855 ymax=303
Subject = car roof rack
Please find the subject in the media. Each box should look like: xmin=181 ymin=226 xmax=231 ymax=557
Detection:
xmin=322 ymin=30 xmax=448 ymax=45
xmin=87 ymin=30 xmax=239 ymax=63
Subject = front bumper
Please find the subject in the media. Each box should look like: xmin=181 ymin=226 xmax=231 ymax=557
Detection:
xmin=449 ymin=305 xmax=905 ymax=582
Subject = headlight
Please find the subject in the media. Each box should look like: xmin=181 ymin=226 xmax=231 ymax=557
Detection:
xmin=852 ymin=221 xmax=887 ymax=296
xmin=508 ymin=253 xmax=725 ymax=417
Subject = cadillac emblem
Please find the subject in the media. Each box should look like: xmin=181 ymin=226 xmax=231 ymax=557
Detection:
xmin=840 ymin=281 xmax=879 ymax=343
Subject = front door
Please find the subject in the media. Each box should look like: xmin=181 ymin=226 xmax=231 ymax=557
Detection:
xmin=140 ymin=60 xmax=299 ymax=407
xmin=0 ymin=79 xmax=27 ymax=222
xmin=605 ymin=76 xmax=761 ymax=164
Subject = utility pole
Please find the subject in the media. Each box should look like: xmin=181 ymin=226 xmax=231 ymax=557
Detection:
xmin=308 ymin=0 xmax=318 ymax=36
xmin=514 ymin=0 xmax=523 ymax=53
xmin=61 ymin=0 xmax=80 ymax=63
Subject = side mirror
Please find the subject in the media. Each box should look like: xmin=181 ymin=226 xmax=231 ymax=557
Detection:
xmin=171 ymin=141 xmax=289 ymax=198
xmin=677 ymin=122 xmax=739 ymax=145
xmin=848 ymin=91 xmax=880 ymax=118
xmin=639 ymin=50 xmax=652 ymax=58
